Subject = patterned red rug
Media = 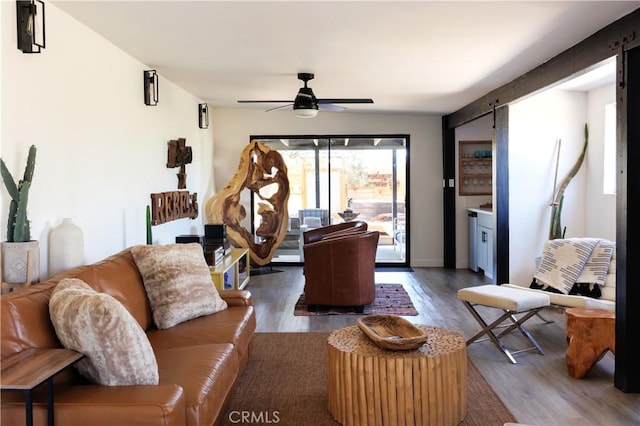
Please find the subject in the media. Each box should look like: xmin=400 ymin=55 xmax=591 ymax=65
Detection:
xmin=294 ymin=283 xmax=418 ymax=316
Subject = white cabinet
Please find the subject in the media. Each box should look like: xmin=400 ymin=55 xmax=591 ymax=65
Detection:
xmin=477 ymin=224 xmax=493 ymax=279
xmin=469 ymin=209 xmax=494 ymax=279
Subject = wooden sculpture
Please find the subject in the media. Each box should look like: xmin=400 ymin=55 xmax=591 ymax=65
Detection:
xmin=167 ymin=138 xmax=192 ymax=189
xmin=205 ymin=140 xmax=290 ymax=266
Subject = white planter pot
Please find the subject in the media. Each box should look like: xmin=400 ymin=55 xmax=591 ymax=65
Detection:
xmin=1 ymin=240 xmax=40 ymax=285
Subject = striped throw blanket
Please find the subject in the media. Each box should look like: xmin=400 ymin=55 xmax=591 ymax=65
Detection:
xmin=533 ymin=238 xmax=614 ymax=295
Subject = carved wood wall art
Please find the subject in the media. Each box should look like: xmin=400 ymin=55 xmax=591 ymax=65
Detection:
xmin=150 ymin=191 xmax=198 ymax=225
xmin=167 ymin=138 xmax=192 ymax=189
xmin=205 ymin=140 xmax=290 ymax=266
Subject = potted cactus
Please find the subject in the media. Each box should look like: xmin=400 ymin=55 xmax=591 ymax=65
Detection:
xmin=1 ymin=145 xmax=39 ymax=286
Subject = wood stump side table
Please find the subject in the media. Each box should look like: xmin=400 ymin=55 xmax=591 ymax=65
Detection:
xmin=327 ymin=325 xmax=467 ymax=426
xmin=565 ymin=307 xmax=615 ymax=379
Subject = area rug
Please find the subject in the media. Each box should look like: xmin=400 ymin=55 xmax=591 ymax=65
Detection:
xmin=294 ymin=283 xmax=418 ymax=316
xmin=222 ymin=332 xmax=517 ymax=426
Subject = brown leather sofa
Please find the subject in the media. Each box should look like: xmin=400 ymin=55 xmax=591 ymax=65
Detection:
xmin=1 ymin=247 xmax=255 ymax=426
xmin=303 ymin=222 xmax=379 ymax=312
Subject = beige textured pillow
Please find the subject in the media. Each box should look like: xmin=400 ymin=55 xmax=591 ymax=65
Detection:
xmin=131 ymin=243 xmax=227 ymax=329
xmin=49 ymin=278 xmax=159 ymax=386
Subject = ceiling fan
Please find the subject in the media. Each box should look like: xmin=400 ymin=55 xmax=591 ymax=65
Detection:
xmin=237 ymin=73 xmax=374 ymax=118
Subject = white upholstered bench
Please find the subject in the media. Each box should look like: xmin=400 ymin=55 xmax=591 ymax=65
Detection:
xmin=458 ymin=284 xmax=551 ymax=364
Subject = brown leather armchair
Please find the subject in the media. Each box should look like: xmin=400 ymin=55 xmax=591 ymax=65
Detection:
xmin=303 ymin=220 xmax=368 ymax=245
xmin=303 ymin=229 xmax=379 ymax=312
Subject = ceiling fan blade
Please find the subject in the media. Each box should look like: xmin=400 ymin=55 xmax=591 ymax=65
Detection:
xmin=317 ymin=98 xmax=374 ymax=104
xmin=319 ymin=104 xmax=346 ymax=112
xmin=238 ymin=74 xmax=373 ymax=113
xmin=266 ymin=104 xmax=294 ymax=112
xmin=237 ymin=100 xmax=294 ymax=103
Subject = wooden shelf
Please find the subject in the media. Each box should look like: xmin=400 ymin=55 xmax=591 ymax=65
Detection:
xmin=459 ymin=140 xmax=492 ymax=196
xmin=209 ymin=248 xmax=250 ymax=291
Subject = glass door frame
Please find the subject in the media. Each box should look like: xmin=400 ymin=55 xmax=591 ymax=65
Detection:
xmin=249 ymin=134 xmax=410 ymax=268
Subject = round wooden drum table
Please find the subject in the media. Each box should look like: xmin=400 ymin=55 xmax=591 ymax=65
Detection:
xmin=327 ymin=325 xmax=467 ymax=426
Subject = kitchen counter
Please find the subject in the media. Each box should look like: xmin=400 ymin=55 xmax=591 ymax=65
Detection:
xmin=467 ymin=207 xmax=492 ymax=216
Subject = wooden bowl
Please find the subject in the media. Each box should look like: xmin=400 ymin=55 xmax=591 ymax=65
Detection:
xmin=337 ymin=211 xmax=360 ymax=221
xmin=356 ymin=315 xmax=427 ymax=350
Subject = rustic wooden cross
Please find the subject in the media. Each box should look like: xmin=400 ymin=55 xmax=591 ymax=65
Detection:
xmin=166 ymin=138 xmax=192 ymax=189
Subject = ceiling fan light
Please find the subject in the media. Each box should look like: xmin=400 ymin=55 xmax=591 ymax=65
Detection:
xmin=293 ymin=87 xmax=318 ymax=118
xmin=295 ymin=108 xmax=318 ymax=118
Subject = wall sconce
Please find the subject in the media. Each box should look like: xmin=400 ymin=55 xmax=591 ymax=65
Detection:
xmin=16 ymin=0 xmax=46 ymax=53
xmin=198 ymin=103 xmax=209 ymax=129
xmin=143 ymin=70 xmax=158 ymax=106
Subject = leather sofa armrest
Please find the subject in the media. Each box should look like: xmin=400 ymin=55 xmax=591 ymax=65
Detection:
xmin=219 ymin=290 xmax=253 ymax=306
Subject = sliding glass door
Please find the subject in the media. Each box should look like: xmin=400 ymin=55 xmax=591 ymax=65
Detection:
xmin=251 ymin=135 xmax=409 ymax=266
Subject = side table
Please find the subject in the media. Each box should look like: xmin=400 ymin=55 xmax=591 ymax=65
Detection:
xmin=327 ymin=325 xmax=467 ymax=426
xmin=565 ymin=307 xmax=615 ymax=379
xmin=209 ymin=248 xmax=250 ymax=290
xmin=1 ymin=348 xmax=84 ymax=426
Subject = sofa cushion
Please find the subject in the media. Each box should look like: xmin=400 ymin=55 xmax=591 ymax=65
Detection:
xmin=502 ymin=284 xmax=615 ymax=311
xmin=576 ymin=239 xmax=615 ymax=286
xmin=74 ymin=249 xmax=154 ymax=331
xmin=147 ymin=304 xmax=256 ymax=364
xmin=155 ymin=344 xmax=239 ymax=426
xmin=1 ymin=384 xmax=185 ymax=426
xmin=533 ymin=238 xmax=599 ymax=294
xmin=49 ymin=278 xmax=159 ymax=386
xmin=131 ymin=243 xmax=227 ymax=329
xmin=1 ymin=282 xmax=60 ymax=359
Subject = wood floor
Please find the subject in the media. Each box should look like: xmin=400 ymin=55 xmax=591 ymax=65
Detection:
xmin=247 ymin=266 xmax=640 ymax=426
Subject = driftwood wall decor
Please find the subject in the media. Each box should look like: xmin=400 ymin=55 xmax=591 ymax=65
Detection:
xmin=150 ymin=191 xmax=198 ymax=225
xmin=167 ymin=138 xmax=192 ymax=189
xmin=205 ymin=140 xmax=290 ymax=266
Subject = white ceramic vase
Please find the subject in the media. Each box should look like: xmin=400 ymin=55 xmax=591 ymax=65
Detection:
xmin=49 ymin=218 xmax=84 ymax=276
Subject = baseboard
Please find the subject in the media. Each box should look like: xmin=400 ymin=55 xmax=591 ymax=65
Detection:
xmin=410 ymin=259 xmax=444 ymax=268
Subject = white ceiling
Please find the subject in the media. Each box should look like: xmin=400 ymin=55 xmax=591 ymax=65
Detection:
xmin=54 ymin=1 xmax=639 ymax=116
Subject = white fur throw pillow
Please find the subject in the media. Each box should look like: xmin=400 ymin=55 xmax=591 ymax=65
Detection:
xmin=49 ymin=278 xmax=159 ymax=386
xmin=131 ymin=243 xmax=227 ymax=329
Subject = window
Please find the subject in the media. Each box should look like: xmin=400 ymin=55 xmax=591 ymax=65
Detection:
xmin=603 ymin=102 xmax=616 ymax=195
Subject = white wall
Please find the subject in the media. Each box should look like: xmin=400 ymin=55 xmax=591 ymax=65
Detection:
xmin=454 ymin=114 xmax=493 ymax=269
xmin=509 ymin=90 xmax=588 ymax=285
xmin=586 ymin=84 xmax=616 ymax=240
xmin=210 ymin=108 xmax=443 ymax=267
xmin=1 ymin=3 xmax=214 ymax=279
xmin=508 ymin=84 xmax=616 ymax=285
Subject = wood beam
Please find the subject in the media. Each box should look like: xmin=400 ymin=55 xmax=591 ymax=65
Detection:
xmin=442 ymin=118 xmax=456 ymax=268
xmin=615 ymin=43 xmax=640 ymax=393
xmin=494 ymin=106 xmax=509 ymax=285
xmin=445 ymin=8 xmax=640 ymax=129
